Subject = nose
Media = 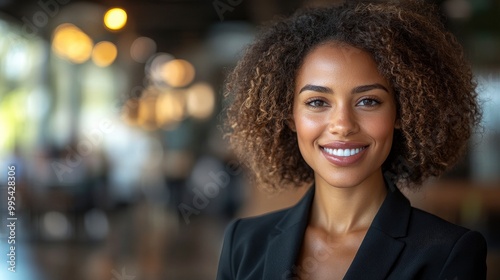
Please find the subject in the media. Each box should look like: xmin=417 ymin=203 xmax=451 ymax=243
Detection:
xmin=328 ymin=104 xmax=358 ymax=136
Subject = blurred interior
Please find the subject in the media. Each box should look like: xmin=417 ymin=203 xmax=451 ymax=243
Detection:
xmin=0 ymin=0 xmax=499 ymax=279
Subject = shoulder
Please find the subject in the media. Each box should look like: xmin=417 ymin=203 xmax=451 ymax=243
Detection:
xmin=408 ymin=207 xmax=478 ymax=239
xmin=405 ymin=206 xmax=486 ymax=248
xmin=224 ymin=186 xmax=314 ymax=242
xmin=401 ymin=207 xmax=487 ymax=275
xmin=221 ymin=205 xmax=300 ymax=264
xmin=224 ymin=207 xmax=292 ymax=243
xmin=217 ymin=207 xmax=296 ymax=279
xmin=385 ymin=206 xmax=487 ymax=278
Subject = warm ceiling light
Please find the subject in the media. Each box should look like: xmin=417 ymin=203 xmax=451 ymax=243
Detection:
xmin=146 ymin=53 xmax=174 ymax=84
xmin=156 ymin=91 xmax=185 ymax=129
xmin=104 ymin=8 xmax=127 ymax=30
xmin=52 ymin=23 xmax=93 ymax=64
xmin=92 ymin=41 xmax=118 ymax=67
xmin=160 ymin=59 xmax=195 ymax=87
xmin=137 ymin=93 xmax=158 ymax=130
xmin=186 ymin=83 xmax=215 ymax=119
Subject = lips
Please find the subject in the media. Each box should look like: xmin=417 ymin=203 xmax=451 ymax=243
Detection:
xmin=323 ymin=147 xmax=367 ymax=157
xmin=320 ymin=142 xmax=369 ymax=166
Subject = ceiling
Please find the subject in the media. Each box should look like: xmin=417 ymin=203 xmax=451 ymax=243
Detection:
xmin=1 ymin=0 xmax=498 ymax=67
xmin=0 ymin=0 xmax=304 ymax=36
xmin=0 ymin=0 xmax=308 ymax=60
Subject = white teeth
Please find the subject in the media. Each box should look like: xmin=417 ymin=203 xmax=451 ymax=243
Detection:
xmin=323 ymin=147 xmax=365 ymax=157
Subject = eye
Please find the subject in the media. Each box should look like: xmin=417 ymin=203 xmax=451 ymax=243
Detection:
xmin=305 ymin=99 xmax=328 ymax=108
xmin=357 ymin=98 xmax=381 ymax=107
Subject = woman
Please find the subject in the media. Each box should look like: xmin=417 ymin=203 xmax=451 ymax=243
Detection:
xmin=217 ymin=1 xmax=487 ymax=279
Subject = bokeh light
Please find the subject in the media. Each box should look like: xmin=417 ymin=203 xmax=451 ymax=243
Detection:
xmin=186 ymin=83 xmax=215 ymax=119
xmin=146 ymin=52 xmax=174 ymax=85
xmin=104 ymin=7 xmax=127 ymax=30
xmin=156 ymin=91 xmax=185 ymax=129
xmin=130 ymin=36 xmax=157 ymax=63
xmin=160 ymin=59 xmax=195 ymax=87
xmin=42 ymin=211 xmax=70 ymax=239
xmin=443 ymin=0 xmax=472 ymax=19
xmin=84 ymin=209 xmax=109 ymax=240
xmin=52 ymin=23 xmax=93 ymax=64
xmin=92 ymin=41 xmax=118 ymax=67
xmin=137 ymin=92 xmax=158 ymax=130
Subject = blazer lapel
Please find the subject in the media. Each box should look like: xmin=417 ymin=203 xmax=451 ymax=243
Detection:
xmin=262 ymin=186 xmax=315 ymax=279
xmin=260 ymin=179 xmax=412 ymax=280
xmin=343 ymin=183 xmax=411 ymax=280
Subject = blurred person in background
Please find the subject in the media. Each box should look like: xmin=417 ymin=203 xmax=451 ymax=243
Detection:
xmin=217 ymin=1 xmax=487 ymax=279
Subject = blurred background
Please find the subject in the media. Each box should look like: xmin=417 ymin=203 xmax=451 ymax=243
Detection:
xmin=0 ymin=0 xmax=498 ymax=279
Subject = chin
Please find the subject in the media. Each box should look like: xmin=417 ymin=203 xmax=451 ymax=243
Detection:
xmin=317 ymin=173 xmax=367 ymax=189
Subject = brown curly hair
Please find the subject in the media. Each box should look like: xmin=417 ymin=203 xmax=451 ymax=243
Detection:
xmin=223 ymin=0 xmax=481 ymax=191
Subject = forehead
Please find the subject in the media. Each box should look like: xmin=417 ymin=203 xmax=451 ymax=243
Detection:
xmin=295 ymin=42 xmax=386 ymax=88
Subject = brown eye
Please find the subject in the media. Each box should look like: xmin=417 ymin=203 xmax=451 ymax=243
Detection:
xmin=357 ymin=98 xmax=380 ymax=107
xmin=306 ymin=99 xmax=328 ymax=107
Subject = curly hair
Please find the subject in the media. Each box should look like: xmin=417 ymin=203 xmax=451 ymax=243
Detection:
xmin=223 ymin=0 xmax=481 ymax=191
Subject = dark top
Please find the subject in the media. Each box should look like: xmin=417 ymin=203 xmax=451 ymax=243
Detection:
xmin=216 ymin=183 xmax=487 ymax=279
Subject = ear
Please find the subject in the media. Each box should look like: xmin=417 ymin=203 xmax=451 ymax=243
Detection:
xmin=287 ymin=118 xmax=296 ymax=132
xmin=394 ymin=118 xmax=401 ymax=129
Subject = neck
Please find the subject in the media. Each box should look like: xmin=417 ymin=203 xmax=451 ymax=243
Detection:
xmin=310 ymin=170 xmax=387 ymax=235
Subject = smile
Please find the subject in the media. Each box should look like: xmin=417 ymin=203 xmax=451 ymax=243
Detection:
xmin=322 ymin=147 xmax=367 ymax=157
xmin=320 ymin=144 xmax=369 ymax=167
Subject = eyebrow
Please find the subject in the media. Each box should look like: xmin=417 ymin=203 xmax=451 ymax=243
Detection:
xmin=299 ymin=84 xmax=332 ymax=94
xmin=298 ymin=83 xmax=389 ymax=94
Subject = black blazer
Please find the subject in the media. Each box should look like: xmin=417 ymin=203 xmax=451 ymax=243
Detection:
xmin=216 ymin=183 xmax=487 ymax=279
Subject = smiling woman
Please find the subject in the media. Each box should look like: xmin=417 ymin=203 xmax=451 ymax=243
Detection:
xmin=217 ymin=1 xmax=486 ymax=279
xmin=290 ymin=42 xmax=398 ymax=191
xmin=289 ymin=43 xmax=400 ymax=279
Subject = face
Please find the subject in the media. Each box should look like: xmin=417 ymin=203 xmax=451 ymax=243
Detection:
xmin=290 ymin=42 xmax=398 ymax=189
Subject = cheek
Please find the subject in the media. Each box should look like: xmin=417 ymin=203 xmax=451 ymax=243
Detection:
xmin=294 ymin=113 xmax=327 ymax=141
xmin=362 ymin=113 xmax=396 ymax=148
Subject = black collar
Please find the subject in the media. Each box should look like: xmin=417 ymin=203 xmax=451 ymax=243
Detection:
xmin=263 ymin=180 xmax=411 ymax=279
